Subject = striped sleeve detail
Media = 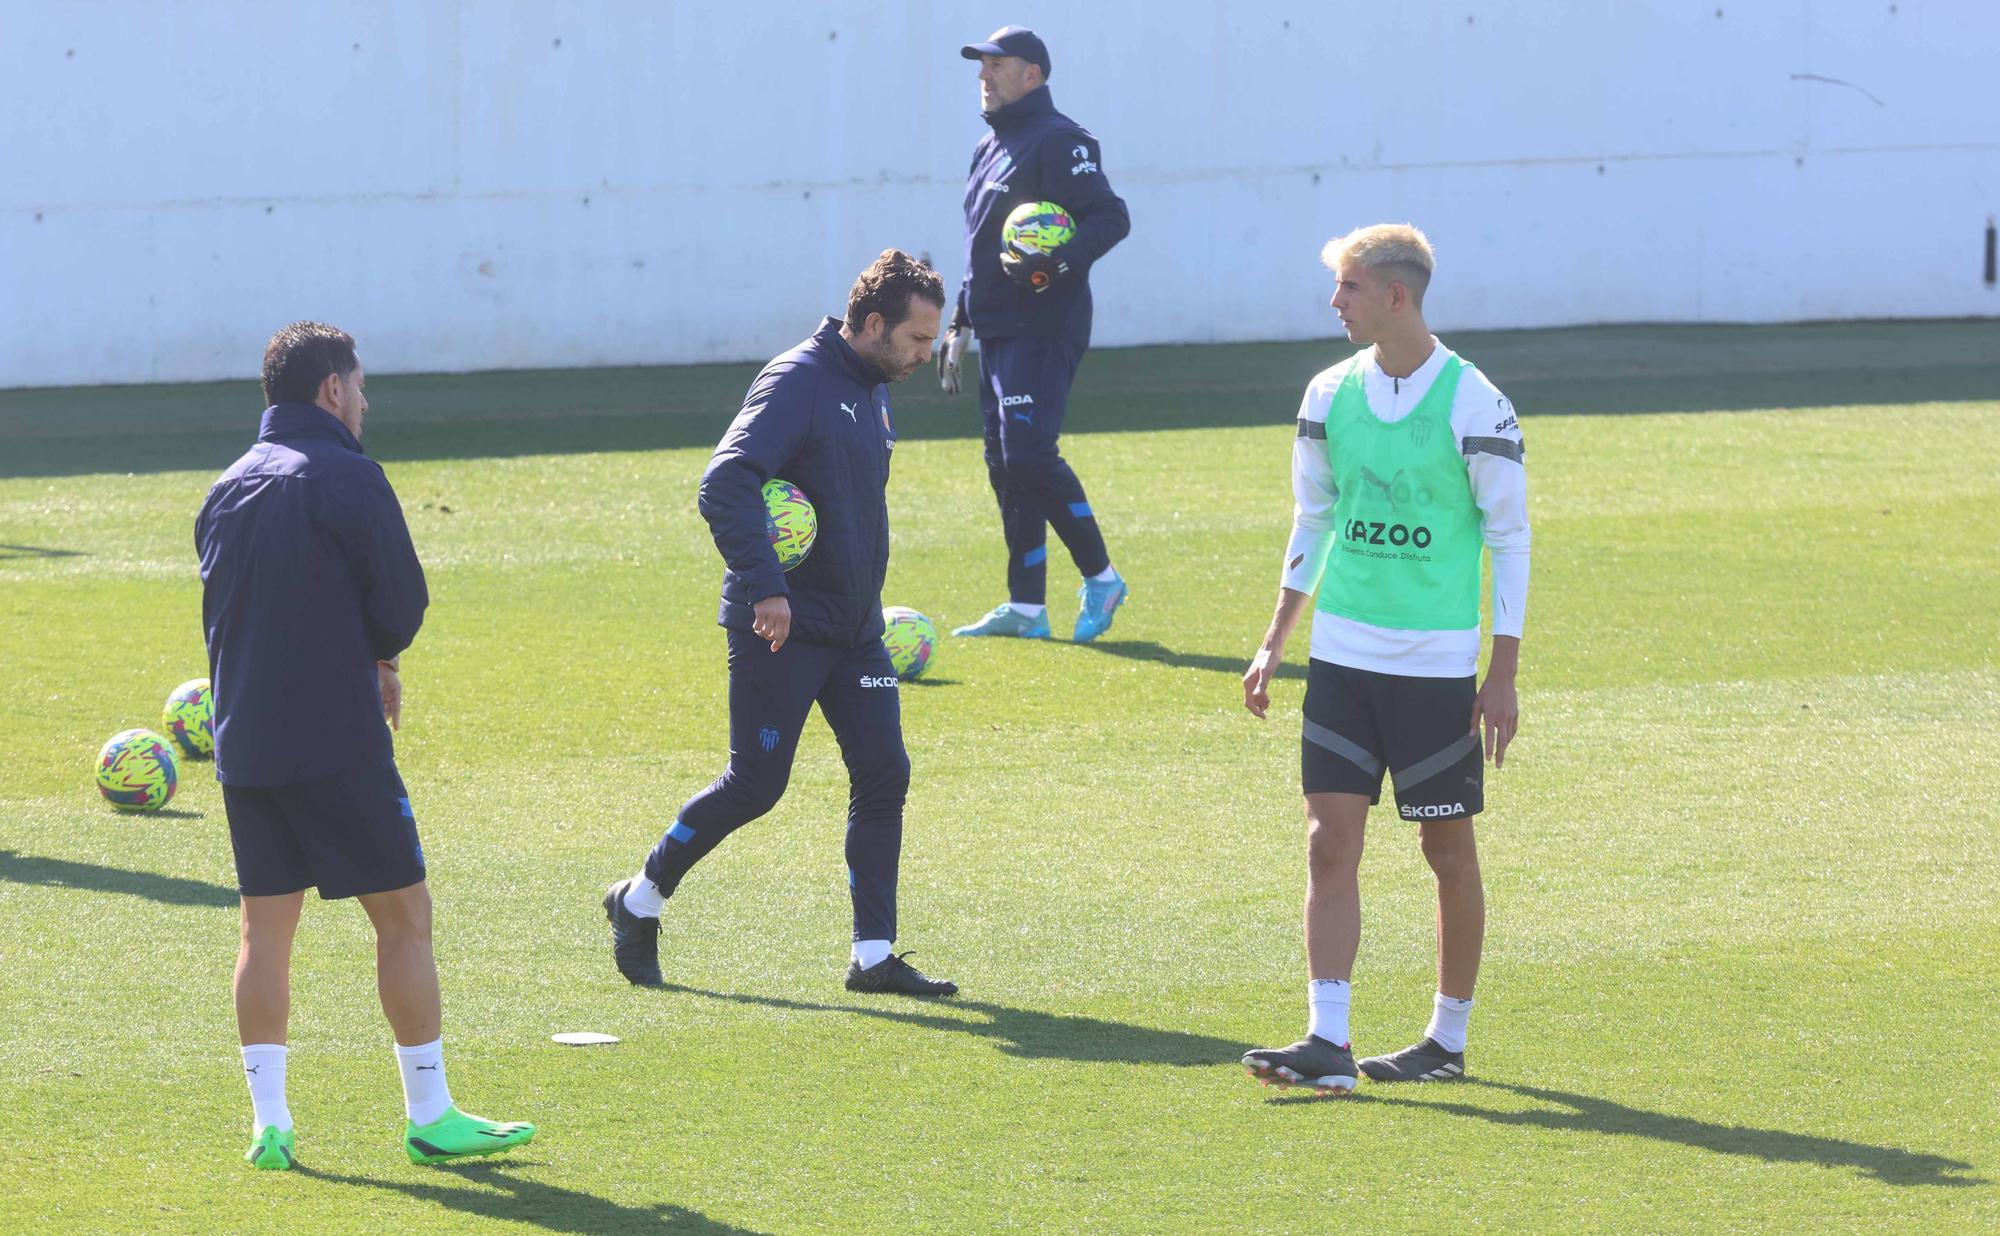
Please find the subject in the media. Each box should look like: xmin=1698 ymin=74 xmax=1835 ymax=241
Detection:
xmin=1462 ymin=435 xmax=1523 ymax=462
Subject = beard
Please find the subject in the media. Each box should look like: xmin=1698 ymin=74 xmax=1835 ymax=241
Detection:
xmin=864 ymin=337 xmax=915 ymax=382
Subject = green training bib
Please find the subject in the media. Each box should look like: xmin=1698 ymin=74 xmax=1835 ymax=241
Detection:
xmin=1316 ymin=355 xmax=1483 ymax=630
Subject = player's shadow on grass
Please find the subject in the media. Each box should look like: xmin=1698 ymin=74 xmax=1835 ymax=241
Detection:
xmin=1280 ymin=1079 xmax=1982 ymax=1188
xmin=0 ymin=849 xmax=235 ymax=908
xmin=0 ymin=543 xmax=84 ymax=560
xmin=299 ymin=1161 xmax=768 ymax=1234
xmin=666 ymin=985 xmax=1249 ymax=1066
xmin=1080 ymin=639 xmax=1306 ymax=682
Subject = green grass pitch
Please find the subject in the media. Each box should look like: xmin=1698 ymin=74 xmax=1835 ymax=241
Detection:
xmin=1 ymin=320 xmax=1995 ymax=1233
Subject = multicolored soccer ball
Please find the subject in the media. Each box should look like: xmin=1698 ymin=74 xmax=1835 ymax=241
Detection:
xmin=162 ymin=677 xmax=215 ymax=759
xmin=881 ymin=606 xmax=937 ymax=679
xmin=1002 ymin=201 xmax=1076 ymax=256
xmin=763 ymin=478 xmax=817 ymax=572
xmin=96 ymin=728 xmax=178 ymax=812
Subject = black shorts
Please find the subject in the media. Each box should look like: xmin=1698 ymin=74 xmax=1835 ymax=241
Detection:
xmin=1301 ymin=659 xmax=1483 ymax=821
xmin=221 ymin=760 xmax=426 ymax=899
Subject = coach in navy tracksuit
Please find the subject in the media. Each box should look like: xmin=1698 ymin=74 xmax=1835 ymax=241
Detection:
xmin=941 ymin=25 xmax=1133 ymax=644
xmin=605 ymin=251 xmax=958 ymax=997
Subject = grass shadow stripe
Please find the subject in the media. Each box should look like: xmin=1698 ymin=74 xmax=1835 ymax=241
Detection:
xmin=7 ymin=321 xmax=1997 ymax=478
xmin=1274 ymin=1079 xmax=1986 ymax=1188
xmin=0 ymin=544 xmax=86 ymax=560
xmin=1078 ymin=639 xmax=1307 ymax=681
xmin=0 ymin=848 xmax=236 ymax=908
xmin=661 ymin=984 xmax=1251 ymax=1066
xmin=293 ymin=1162 xmax=770 ymax=1235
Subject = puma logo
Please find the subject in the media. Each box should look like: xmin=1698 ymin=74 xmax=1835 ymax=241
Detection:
xmin=841 ymin=401 xmax=857 ymax=423
xmin=1360 ymin=465 xmax=1400 ymax=510
xmin=416 ymin=1063 xmax=439 ymax=1071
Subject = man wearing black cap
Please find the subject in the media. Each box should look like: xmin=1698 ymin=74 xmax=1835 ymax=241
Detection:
xmin=941 ymin=25 xmax=1133 ymax=645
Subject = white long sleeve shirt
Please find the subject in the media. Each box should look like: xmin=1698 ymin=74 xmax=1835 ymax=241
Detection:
xmin=1283 ymin=339 xmax=1530 ymax=677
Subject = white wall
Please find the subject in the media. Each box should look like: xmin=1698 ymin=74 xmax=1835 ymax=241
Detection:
xmin=3 ymin=0 xmax=1995 ymax=387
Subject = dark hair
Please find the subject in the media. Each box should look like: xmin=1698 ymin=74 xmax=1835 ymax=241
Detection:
xmin=262 ymin=321 xmax=358 ymax=405
xmin=844 ymin=250 xmax=946 ymax=333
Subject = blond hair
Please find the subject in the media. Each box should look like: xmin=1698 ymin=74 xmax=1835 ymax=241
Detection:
xmin=1321 ymin=224 xmax=1435 ymax=306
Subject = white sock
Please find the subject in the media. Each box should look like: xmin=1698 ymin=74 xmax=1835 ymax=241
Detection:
xmin=622 ymin=871 xmax=665 ymax=918
xmin=852 ymin=939 xmax=892 ymax=969
xmin=240 ymin=1043 xmax=292 ymax=1134
xmin=1426 ymin=993 xmax=1474 ymax=1053
xmin=395 ymin=1038 xmax=454 ymax=1126
xmin=1306 ymin=979 xmax=1351 ymax=1047
xmin=1008 ymin=602 xmax=1046 ymax=618
xmin=1089 ymin=565 xmax=1118 ymax=583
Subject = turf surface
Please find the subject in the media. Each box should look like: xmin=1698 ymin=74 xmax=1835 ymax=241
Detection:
xmin=2 ymin=321 xmax=1996 ymax=1232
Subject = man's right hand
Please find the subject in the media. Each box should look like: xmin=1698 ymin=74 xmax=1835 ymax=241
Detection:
xmin=752 ymin=595 xmax=792 ymax=652
xmin=1244 ymin=592 xmax=1311 ymax=720
xmin=1243 ymin=647 xmax=1281 ymax=719
xmin=937 ymin=326 xmax=968 ymax=395
xmin=999 ymin=248 xmax=1070 ymax=293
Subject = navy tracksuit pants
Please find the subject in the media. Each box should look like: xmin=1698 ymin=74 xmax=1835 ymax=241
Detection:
xmin=643 ymin=628 xmax=909 ymax=942
xmin=978 ymin=336 xmax=1111 ymax=605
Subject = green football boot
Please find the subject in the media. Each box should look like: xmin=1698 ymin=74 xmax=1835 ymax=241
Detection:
xmin=244 ymin=1126 xmax=296 ymax=1170
xmin=403 ymin=1106 xmax=537 ymax=1165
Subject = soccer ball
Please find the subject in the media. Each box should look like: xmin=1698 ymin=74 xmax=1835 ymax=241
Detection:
xmin=162 ymin=677 xmax=214 ymax=759
xmin=96 ymin=728 xmax=178 ymax=812
xmin=763 ymin=478 xmax=817 ymax=571
xmin=881 ymin=606 xmax=937 ymax=679
xmin=1002 ymin=201 xmax=1076 ymax=256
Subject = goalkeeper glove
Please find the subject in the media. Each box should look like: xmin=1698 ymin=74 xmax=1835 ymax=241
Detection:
xmin=937 ymin=325 xmax=968 ymax=394
xmin=1000 ymin=248 xmax=1071 ymax=293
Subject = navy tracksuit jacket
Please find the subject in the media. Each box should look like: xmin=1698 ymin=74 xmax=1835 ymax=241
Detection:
xmin=702 ymin=319 xmax=896 ymax=648
xmin=645 ymin=319 xmax=910 ymax=942
xmin=956 ymin=85 xmax=1130 ymax=347
xmin=196 ymin=404 xmax=428 ymax=786
xmin=957 ymin=86 xmax=1131 ymax=604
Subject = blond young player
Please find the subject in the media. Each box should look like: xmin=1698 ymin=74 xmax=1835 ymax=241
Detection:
xmin=1240 ymin=225 xmax=1529 ymax=1093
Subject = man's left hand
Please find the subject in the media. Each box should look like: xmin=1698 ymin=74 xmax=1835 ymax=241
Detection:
xmin=1000 ymin=248 xmax=1071 ymax=293
xmin=938 ymin=326 xmax=968 ymax=394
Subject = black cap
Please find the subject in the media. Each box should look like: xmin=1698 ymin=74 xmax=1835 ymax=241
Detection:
xmin=960 ymin=25 xmax=1051 ymax=79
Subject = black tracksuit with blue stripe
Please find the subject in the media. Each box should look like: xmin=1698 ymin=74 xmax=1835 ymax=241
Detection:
xmin=643 ymin=318 xmax=908 ymax=943
xmin=958 ymin=85 xmax=1130 ymax=604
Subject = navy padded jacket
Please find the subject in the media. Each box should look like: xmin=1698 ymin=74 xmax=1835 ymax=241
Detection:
xmin=702 ymin=318 xmax=897 ymax=649
xmin=196 ymin=404 xmax=428 ymax=786
xmin=957 ymin=85 xmax=1131 ymax=348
